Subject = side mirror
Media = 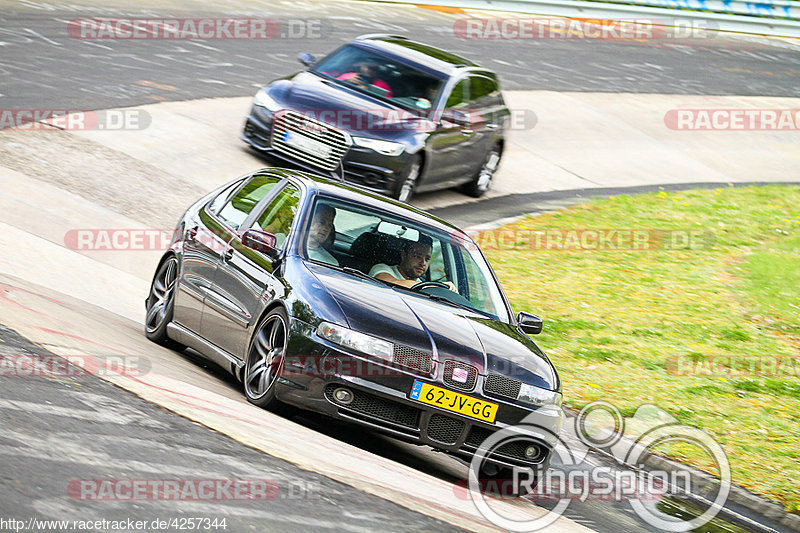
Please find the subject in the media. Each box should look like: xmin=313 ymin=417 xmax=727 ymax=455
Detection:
xmin=242 ymin=229 xmax=280 ymax=260
xmin=440 ymin=109 xmax=470 ymax=126
xmin=517 ymin=312 xmax=543 ymax=335
xmin=298 ymin=52 xmax=316 ymax=67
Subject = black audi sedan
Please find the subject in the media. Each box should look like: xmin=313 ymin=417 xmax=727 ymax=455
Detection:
xmin=241 ymin=34 xmax=509 ymax=202
xmin=145 ymin=168 xmax=561 ymax=474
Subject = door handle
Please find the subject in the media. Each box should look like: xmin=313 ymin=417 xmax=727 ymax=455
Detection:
xmin=486 ymin=123 xmax=500 ymax=130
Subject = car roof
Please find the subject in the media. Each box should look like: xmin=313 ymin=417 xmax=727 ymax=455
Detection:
xmin=254 ymin=167 xmax=472 ymax=238
xmin=350 ymin=35 xmax=482 ymax=77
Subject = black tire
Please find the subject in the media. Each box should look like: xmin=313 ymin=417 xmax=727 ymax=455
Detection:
xmin=462 ymin=146 xmax=501 ymax=198
xmin=145 ymin=256 xmax=183 ymax=349
xmin=393 ymin=155 xmax=422 ymax=203
xmin=243 ymin=307 xmax=289 ymax=410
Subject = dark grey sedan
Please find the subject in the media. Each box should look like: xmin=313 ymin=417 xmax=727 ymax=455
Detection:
xmin=242 ymin=34 xmax=509 ymax=202
xmin=145 ymin=168 xmax=562 ymax=478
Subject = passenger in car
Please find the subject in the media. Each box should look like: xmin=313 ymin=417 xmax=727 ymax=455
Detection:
xmin=337 ymin=61 xmax=393 ymax=98
xmin=369 ymin=235 xmax=455 ymax=291
xmin=306 ymin=204 xmax=338 ymax=266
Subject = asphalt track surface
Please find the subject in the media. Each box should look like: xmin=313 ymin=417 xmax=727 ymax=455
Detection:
xmin=1 ymin=0 xmax=798 ymax=531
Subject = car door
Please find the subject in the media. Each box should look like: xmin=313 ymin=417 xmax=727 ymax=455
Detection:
xmin=461 ymin=73 xmax=508 ymax=180
xmin=172 ymin=178 xmax=245 ymax=333
xmin=423 ymin=78 xmax=478 ymax=186
xmin=201 ymin=181 xmax=302 ymax=358
xmin=190 ymin=174 xmax=284 ymax=350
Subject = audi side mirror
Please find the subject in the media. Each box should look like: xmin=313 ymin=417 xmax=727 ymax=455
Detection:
xmin=440 ymin=109 xmax=470 ymax=126
xmin=298 ymin=52 xmax=316 ymax=67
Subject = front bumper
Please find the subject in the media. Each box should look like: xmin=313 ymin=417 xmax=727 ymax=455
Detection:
xmin=242 ymin=106 xmax=412 ymax=197
xmin=277 ymin=319 xmax=563 ymax=470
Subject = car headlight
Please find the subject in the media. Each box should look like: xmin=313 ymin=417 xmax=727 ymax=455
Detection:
xmin=253 ymin=88 xmax=282 ymax=112
xmin=352 ymin=137 xmax=405 ymax=156
xmin=316 ymin=322 xmax=393 ymax=361
xmin=518 ymin=383 xmax=563 ymax=408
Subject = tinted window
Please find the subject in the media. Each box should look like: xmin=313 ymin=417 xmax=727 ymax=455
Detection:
xmin=444 ymin=79 xmax=469 ymax=110
xmin=253 ymin=184 xmax=302 ymax=248
xmin=208 ymin=179 xmax=245 ymax=215
xmin=217 ymin=175 xmax=282 ymax=229
xmin=312 ymin=44 xmax=444 ymax=116
xmin=469 ymin=75 xmax=501 ymax=108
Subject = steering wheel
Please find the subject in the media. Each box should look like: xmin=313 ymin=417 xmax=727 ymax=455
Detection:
xmin=411 ymin=281 xmax=449 ymax=292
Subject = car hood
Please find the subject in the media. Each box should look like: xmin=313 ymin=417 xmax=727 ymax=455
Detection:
xmin=267 ymin=72 xmax=435 ymax=135
xmin=306 ymin=263 xmax=558 ymax=391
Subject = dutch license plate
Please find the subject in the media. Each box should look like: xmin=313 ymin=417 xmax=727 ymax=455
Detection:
xmin=409 ymin=380 xmax=498 ymax=423
xmin=282 ymin=131 xmax=331 ymax=158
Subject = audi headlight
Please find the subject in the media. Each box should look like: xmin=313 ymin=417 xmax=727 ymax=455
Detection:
xmin=316 ymin=322 xmax=393 ymax=361
xmin=518 ymin=383 xmax=563 ymax=408
xmin=253 ymin=88 xmax=282 ymax=112
xmin=352 ymin=137 xmax=405 ymax=156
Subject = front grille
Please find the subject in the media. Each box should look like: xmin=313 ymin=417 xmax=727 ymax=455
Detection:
xmin=271 ymin=110 xmax=350 ymax=171
xmin=325 ymin=386 xmax=420 ymax=428
xmin=465 ymin=426 xmax=546 ymax=463
xmin=484 ymin=373 xmax=521 ymax=400
xmin=443 ymin=360 xmax=477 ymax=391
xmin=427 ymin=414 xmax=465 ymax=445
xmin=393 ymin=345 xmax=433 ymax=374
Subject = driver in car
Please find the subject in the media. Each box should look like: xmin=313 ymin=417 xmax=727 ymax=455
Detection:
xmin=369 ymin=235 xmax=456 ymax=291
xmin=337 ymin=61 xmax=393 ymax=98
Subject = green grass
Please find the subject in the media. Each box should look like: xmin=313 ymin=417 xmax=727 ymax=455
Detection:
xmin=481 ymin=185 xmax=800 ymax=512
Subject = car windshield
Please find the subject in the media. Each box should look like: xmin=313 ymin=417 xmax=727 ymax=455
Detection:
xmin=311 ymin=44 xmax=445 ymax=117
xmin=299 ymin=197 xmax=510 ymax=322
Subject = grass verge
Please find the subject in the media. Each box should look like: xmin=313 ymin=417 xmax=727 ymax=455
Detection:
xmin=479 ymin=185 xmax=800 ymax=511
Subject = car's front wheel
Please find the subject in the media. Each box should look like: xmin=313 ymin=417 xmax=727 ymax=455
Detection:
xmin=462 ymin=146 xmax=500 ymax=198
xmin=243 ymin=308 xmax=288 ymax=410
xmin=145 ymin=256 xmax=182 ymax=348
xmin=394 ymin=155 xmax=421 ymax=203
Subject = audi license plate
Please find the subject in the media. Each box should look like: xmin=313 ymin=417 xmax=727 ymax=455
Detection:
xmin=282 ymin=131 xmax=331 ymax=159
xmin=409 ymin=380 xmax=498 ymax=423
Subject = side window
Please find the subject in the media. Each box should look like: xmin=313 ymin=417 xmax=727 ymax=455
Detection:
xmin=444 ymin=79 xmax=469 ymax=110
xmin=469 ymin=75 xmax=501 ymax=109
xmin=208 ymin=179 xmax=244 ymax=215
xmin=253 ymin=184 xmax=302 ymax=248
xmin=216 ymin=175 xmax=282 ymax=229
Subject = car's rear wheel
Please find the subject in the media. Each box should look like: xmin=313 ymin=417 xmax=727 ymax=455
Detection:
xmin=145 ymin=256 xmax=182 ymax=348
xmin=244 ymin=308 xmax=288 ymax=410
xmin=462 ymin=146 xmax=500 ymax=198
xmin=394 ymin=155 xmax=421 ymax=203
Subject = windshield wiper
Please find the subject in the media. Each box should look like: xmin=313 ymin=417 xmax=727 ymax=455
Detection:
xmin=332 ymin=265 xmax=393 ymax=286
xmin=425 ymin=294 xmax=480 ymax=314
